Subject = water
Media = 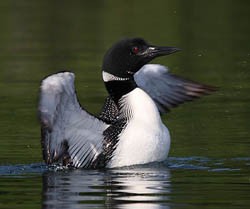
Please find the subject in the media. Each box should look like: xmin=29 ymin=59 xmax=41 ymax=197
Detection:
xmin=0 ymin=0 xmax=250 ymax=208
xmin=0 ymin=158 xmax=249 ymax=209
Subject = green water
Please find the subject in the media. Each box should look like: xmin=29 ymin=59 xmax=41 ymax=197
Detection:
xmin=0 ymin=1 xmax=249 ymax=208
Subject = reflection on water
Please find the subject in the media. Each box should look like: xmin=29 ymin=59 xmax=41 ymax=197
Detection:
xmin=42 ymin=165 xmax=171 ymax=209
xmin=39 ymin=157 xmax=250 ymax=209
xmin=0 ymin=157 xmax=249 ymax=209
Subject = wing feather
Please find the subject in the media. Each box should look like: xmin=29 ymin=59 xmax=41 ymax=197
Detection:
xmin=39 ymin=72 xmax=108 ymax=168
xmin=134 ymin=64 xmax=217 ymax=113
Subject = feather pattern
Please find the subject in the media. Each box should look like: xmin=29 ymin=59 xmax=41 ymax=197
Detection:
xmin=134 ymin=64 xmax=217 ymax=113
xmin=39 ymin=72 xmax=108 ymax=168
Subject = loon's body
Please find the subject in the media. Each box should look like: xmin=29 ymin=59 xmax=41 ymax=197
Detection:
xmin=106 ymin=88 xmax=170 ymax=168
xmin=39 ymin=38 xmax=215 ymax=168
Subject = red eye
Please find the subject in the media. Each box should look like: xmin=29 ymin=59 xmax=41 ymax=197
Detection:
xmin=132 ymin=46 xmax=139 ymax=54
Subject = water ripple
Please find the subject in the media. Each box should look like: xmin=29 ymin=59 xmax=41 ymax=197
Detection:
xmin=167 ymin=157 xmax=248 ymax=171
xmin=0 ymin=163 xmax=47 ymax=176
xmin=0 ymin=157 xmax=249 ymax=176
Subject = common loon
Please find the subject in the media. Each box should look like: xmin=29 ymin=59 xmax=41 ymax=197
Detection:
xmin=39 ymin=38 xmax=216 ymax=168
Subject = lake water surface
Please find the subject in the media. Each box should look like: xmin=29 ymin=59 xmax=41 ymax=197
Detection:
xmin=0 ymin=1 xmax=250 ymax=208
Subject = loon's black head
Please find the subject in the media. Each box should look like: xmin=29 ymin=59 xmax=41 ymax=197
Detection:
xmin=102 ymin=37 xmax=180 ymax=80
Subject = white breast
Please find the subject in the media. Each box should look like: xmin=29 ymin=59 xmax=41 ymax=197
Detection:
xmin=107 ymin=88 xmax=170 ymax=168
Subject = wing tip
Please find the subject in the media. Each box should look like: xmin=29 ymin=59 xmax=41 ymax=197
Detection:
xmin=184 ymin=83 xmax=218 ymax=97
xmin=41 ymin=72 xmax=75 ymax=89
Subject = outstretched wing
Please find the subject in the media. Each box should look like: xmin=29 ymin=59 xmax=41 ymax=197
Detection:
xmin=134 ymin=64 xmax=216 ymax=113
xmin=39 ymin=72 xmax=108 ymax=168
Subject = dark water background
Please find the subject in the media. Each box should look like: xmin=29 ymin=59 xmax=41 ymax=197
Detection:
xmin=0 ymin=1 xmax=249 ymax=208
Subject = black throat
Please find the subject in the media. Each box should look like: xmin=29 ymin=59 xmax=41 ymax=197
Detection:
xmin=104 ymin=79 xmax=137 ymax=104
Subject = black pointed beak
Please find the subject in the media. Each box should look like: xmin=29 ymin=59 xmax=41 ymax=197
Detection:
xmin=140 ymin=46 xmax=181 ymax=58
xmin=153 ymin=46 xmax=181 ymax=56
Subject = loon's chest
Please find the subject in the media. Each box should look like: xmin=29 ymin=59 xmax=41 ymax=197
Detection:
xmin=107 ymin=88 xmax=170 ymax=168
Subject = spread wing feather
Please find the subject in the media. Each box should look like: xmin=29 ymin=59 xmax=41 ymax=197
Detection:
xmin=39 ymin=72 xmax=108 ymax=168
xmin=134 ymin=64 xmax=216 ymax=113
